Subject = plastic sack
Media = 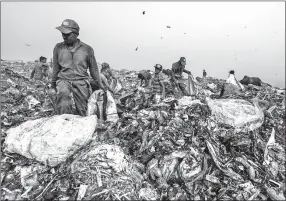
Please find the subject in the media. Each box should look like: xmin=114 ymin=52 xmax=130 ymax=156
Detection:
xmin=4 ymin=114 xmax=97 ymax=167
xmin=263 ymin=128 xmax=285 ymax=176
xmin=87 ymin=90 xmax=119 ymax=123
xmin=226 ymin=74 xmax=244 ymax=90
xmin=186 ymin=74 xmax=198 ymax=96
xmin=206 ymin=97 xmax=264 ymax=132
xmin=110 ymin=78 xmax=123 ymax=93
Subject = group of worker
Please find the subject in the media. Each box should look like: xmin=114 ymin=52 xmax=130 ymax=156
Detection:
xmin=30 ymin=19 xmax=207 ymax=117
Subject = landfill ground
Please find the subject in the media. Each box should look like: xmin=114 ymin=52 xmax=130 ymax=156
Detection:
xmin=1 ymin=60 xmax=285 ymax=201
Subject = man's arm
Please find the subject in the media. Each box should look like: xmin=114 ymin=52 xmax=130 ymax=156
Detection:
xmin=183 ymin=68 xmax=191 ymax=75
xmin=88 ymin=47 xmax=104 ymax=90
xmin=101 ymin=74 xmax=113 ymax=93
xmin=51 ymin=45 xmax=61 ymax=89
xmin=109 ymin=69 xmax=116 ymax=79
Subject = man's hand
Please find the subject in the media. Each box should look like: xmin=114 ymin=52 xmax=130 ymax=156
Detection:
xmin=100 ymin=84 xmax=107 ymax=92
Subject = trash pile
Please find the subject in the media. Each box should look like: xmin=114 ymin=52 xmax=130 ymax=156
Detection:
xmin=1 ymin=60 xmax=285 ymax=200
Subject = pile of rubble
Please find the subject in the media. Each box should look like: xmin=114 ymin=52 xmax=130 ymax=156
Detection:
xmin=1 ymin=60 xmax=285 ymax=200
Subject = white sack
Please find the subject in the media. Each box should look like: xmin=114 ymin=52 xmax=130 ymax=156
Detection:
xmin=4 ymin=114 xmax=97 ymax=167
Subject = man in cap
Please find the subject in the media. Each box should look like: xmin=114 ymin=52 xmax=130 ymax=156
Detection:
xmin=150 ymin=64 xmax=165 ymax=103
xmin=171 ymin=57 xmax=191 ymax=96
xmin=31 ymin=56 xmax=48 ymax=81
xmin=51 ymin=19 xmax=104 ymax=116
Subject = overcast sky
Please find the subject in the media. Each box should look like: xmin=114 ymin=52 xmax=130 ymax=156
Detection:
xmin=1 ymin=2 xmax=285 ymax=88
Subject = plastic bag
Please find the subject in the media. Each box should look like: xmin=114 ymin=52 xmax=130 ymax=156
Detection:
xmin=111 ymin=78 xmax=123 ymax=93
xmin=206 ymin=97 xmax=264 ymax=132
xmin=226 ymin=74 xmax=244 ymax=90
xmin=4 ymin=114 xmax=97 ymax=167
xmin=186 ymin=74 xmax=198 ymax=96
xmin=87 ymin=90 xmax=119 ymax=123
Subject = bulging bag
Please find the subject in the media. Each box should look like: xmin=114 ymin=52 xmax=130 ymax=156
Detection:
xmin=4 ymin=114 xmax=97 ymax=167
xmin=87 ymin=90 xmax=119 ymax=123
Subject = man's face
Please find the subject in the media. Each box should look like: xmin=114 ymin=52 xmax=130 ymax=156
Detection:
xmin=62 ymin=32 xmax=78 ymax=45
xmin=42 ymin=59 xmax=47 ymax=63
xmin=155 ymin=68 xmax=161 ymax=74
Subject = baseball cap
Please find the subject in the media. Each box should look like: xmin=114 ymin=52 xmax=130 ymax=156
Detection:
xmin=180 ymin=57 xmax=186 ymax=65
xmin=56 ymin=19 xmax=80 ymax=34
xmin=154 ymin=64 xmax=163 ymax=70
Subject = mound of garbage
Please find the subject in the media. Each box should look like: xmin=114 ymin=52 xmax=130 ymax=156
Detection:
xmin=1 ymin=60 xmax=285 ymax=200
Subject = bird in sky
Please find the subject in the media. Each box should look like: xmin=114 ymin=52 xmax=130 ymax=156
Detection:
xmin=161 ymin=37 xmax=163 ymax=39
xmin=25 ymin=44 xmax=31 ymax=46
xmin=135 ymin=47 xmax=138 ymax=51
xmin=167 ymin=26 xmax=171 ymax=28
xmin=184 ymin=33 xmax=186 ymax=34
xmin=143 ymin=11 xmax=145 ymax=15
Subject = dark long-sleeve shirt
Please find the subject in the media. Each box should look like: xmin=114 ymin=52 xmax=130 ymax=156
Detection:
xmin=51 ymin=39 xmax=102 ymax=88
xmin=172 ymin=61 xmax=191 ymax=79
xmin=31 ymin=62 xmax=43 ymax=80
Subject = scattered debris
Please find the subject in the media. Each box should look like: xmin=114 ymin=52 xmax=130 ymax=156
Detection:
xmin=1 ymin=60 xmax=285 ymax=200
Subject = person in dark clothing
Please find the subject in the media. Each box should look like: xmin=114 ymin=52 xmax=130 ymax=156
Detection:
xmin=51 ymin=19 xmax=105 ymax=116
xmin=30 ymin=56 xmax=48 ymax=81
xmin=138 ymin=70 xmax=152 ymax=87
xmin=171 ymin=57 xmax=191 ymax=96
xmin=101 ymin=62 xmax=116 ymax=85
xmin=203 ymin=69 xmax=207 ymax=78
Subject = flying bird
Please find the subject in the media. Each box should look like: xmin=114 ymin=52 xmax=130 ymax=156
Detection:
xmin=227 ymin=35 xmax=229 ymax=37
xmin=167 ymin=26 xmax=171 ymax=28
xmin=161 ymin=37 xmax=163 ymax=39
xmin=135 ymin=47 xmax=138 ymax=51
xmin=245 ymin=26 xmax=246 ymax=28
xmin=143 ymin=11 xmax=145 ymax=15
xmin=184 ymin=33 xmax=186 ymax=34
xmin=25 ymin=44 xmax=31 ymax=46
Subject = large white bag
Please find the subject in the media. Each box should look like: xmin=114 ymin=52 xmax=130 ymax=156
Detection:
xmin=87 ymin=90 xmax=119 ymax=123
xmin=206 ymin=97 xmax=264 ymax=132
xmin=4 ymin=114 xmax=97 ymax=167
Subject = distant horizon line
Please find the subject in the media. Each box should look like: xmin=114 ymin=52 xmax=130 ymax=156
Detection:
xmin=1 ymin=59 xmax=285 ymax=89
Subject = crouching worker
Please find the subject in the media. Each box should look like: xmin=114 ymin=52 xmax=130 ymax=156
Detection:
xmin=51 ymin=19 xmax=105 ymax=116
xmin=138 ymin=70 xmax=152 ymax=87
xmin=150 ymin=64 xmax=165 ymax=104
